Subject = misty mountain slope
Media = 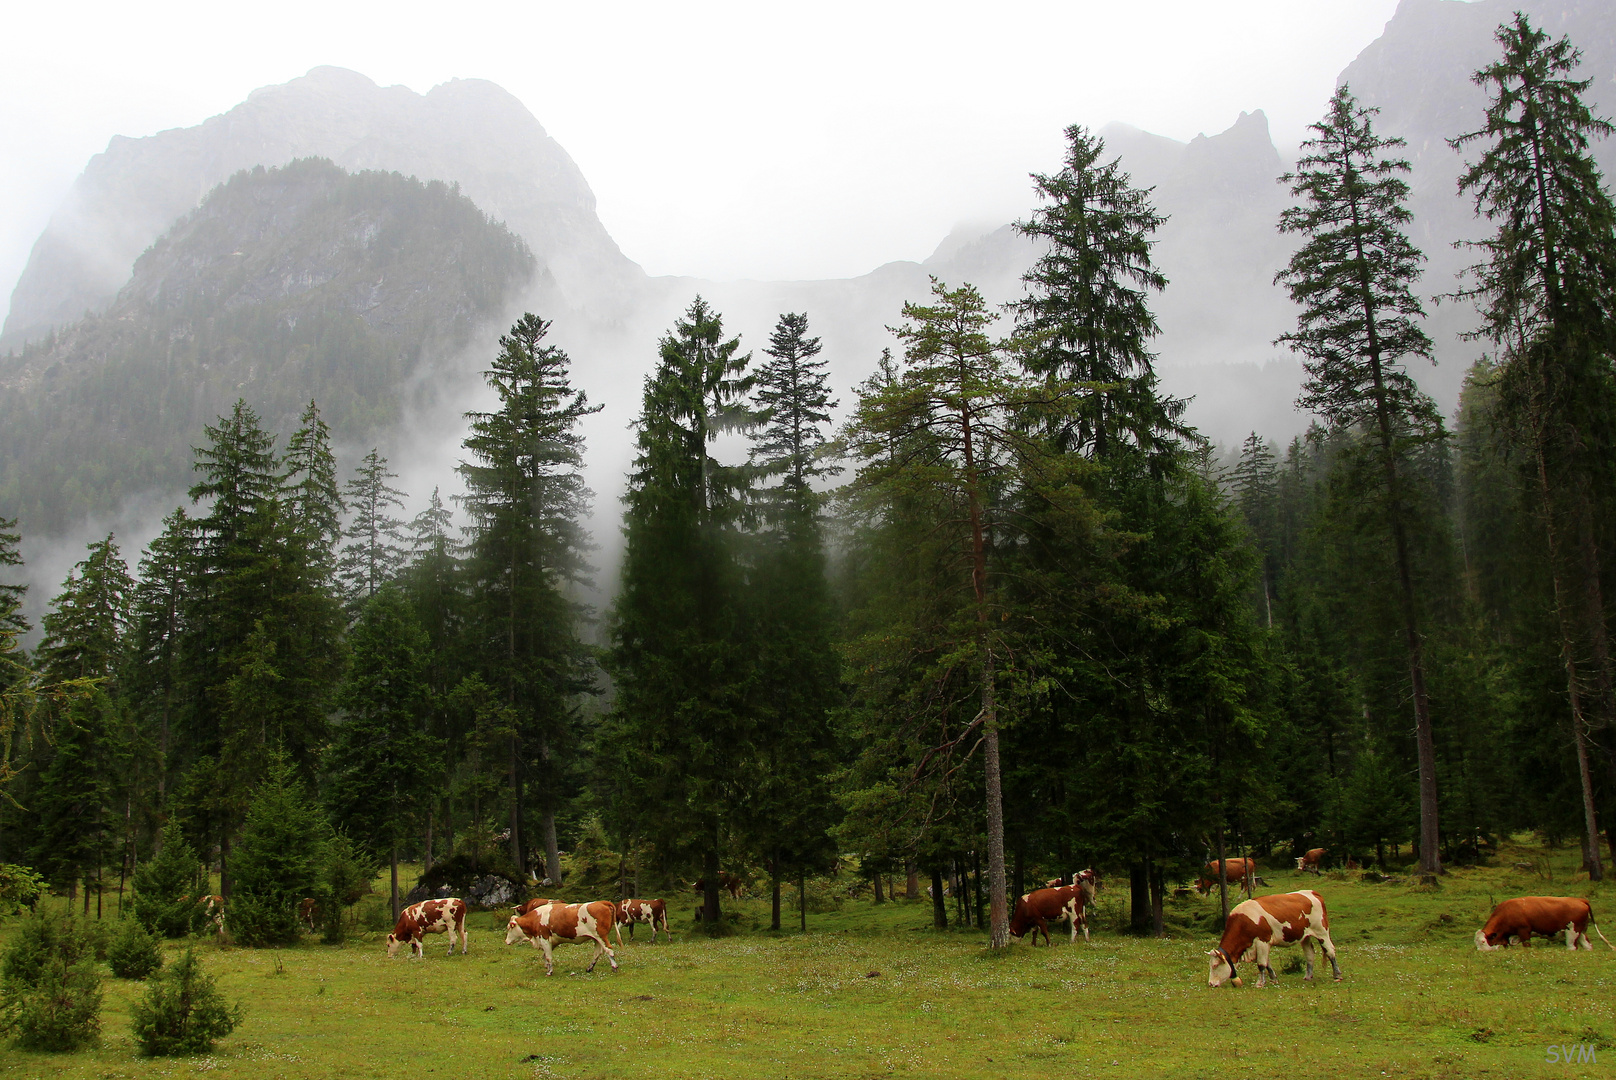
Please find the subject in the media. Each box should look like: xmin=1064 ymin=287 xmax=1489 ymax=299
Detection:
xmin=2 ymin=66 xmax=633 ymax=349
xmin=0 ymin=158 xmax=535 ymax=533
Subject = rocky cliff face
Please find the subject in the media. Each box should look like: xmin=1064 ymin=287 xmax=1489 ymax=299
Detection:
xmin=2 ymin=67 xmax=635 ymax=350
xmin=0 ymin=159 xmax=534 ymax=533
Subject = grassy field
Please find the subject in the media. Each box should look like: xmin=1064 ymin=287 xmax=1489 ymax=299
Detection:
xmin=2 ymin=839 xmax=1614 ymax=1079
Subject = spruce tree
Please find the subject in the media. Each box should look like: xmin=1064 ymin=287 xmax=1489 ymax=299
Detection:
xmin=1230 ymin=433 xmax=1280 ymax=627
xmin=1452 ymin=15 xmax=1616 ymax=879
xmin=458 ymin=312 xmax=598 ymax=878
xmin=746 ymin=311 xmax=841 ymax=929
xmin=0 ymin=517 xmax=24 ymax=640
xmin=281 ymin=400 xmax=343 ymax=558
xmin=327 ymin=585 xmax=438 ymax=919
xmin=1276 ymin=84 xmax=1446 ymax=875
xmin=337 ymin=449 xmax=408 ymax=611
xmin=1014 ymin=124 xmax=1187 ymax=459
xmin=604 ymin=296 xmax=756 ymax=926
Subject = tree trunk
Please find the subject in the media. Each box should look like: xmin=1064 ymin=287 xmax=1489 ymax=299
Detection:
xmin=872 ymin=865 xmax=884 ymax=904
xmin=1149 ymin=859 xmax=1164 ymax=937
xmin=906 ymin=860 xmax=919 ymax=900
xmin=800 ymin=867 xmax=807 ymax=932
xmin=1216 ymin=824 xmax=1230 ymax=925
xmin=771 ymin=851 xmax=782 ymax=931
xmin=543 ymin=810 xmax=562 ymax=885
xmin=702 ymin=846 xmax=721 ymax=927
xmin=1129 ymin=862 xmax=1149 ymax=935
xmin=931 ymin=866 xmax=948 ymax=929
xmin=391 ymin=840 xmax=400 ymax=922
xmin=508 ymin=735 xmax=524 ymax=873
xmin=424 ymin=810 xmax=434 ymax=875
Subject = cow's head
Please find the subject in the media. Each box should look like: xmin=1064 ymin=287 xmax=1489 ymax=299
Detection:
xmin=1474 ymin=928 xmax=1500 ymax=952
xmin=386 ymin=932 xmax=404 ymax=958
xmin=1206 ymin=948 xmax=1243 ymax=988
xmin=505 ymin=916 xmax=528 ymax=946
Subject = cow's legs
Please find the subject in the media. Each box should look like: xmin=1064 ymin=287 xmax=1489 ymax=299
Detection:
xmin=1317 ymin=930 xmax=1344 ymax=980
xmin=540 ymin=939 xmax=555 ymax=976
xmin=1301 ymin=936 xmax=1317 ymax=980
xmin=1253 ymin=941 xmax=1274 ymax=987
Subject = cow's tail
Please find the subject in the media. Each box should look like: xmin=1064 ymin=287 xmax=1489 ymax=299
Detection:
xmin=1592 ymin=917 xmax=1614 ymax=951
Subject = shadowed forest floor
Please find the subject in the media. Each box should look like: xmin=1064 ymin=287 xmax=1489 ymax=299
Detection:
xmin=2 ymin=839 xmax=1614 ymax=1079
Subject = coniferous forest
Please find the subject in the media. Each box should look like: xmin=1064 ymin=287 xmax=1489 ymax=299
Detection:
xmin=5 ymin=15 xmax=1616 ymax=957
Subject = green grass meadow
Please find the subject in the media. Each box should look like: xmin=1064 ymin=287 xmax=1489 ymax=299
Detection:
xmin=3 ymin=840 xmax=1614 ymax=1079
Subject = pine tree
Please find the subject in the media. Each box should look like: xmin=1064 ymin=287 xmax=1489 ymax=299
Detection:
xmin=1276 ymin=84 xmax=1447 ymax=875
xmin=458 ymin=312 xmax=599 ymax=878
xmin=0 ymin=517 xmax=24 ymax=640
xmin=1451 ymin=15 xmax=1616 ymax=879
xmin=228 ymin=757 xmax=331 ymax=946
xmin=38 ymin=535 xmax=133 ymax=683
xmin=1014 ymin=124 xmax=1187 ymax=459
xmin=1229 ymin=433 xmax=1280 ymax=626
xmin=746 ymin=311 xmax=842 ymax=928
xmin=336 ymin=449 xmax=408 ymax=610
xmin=281 ymin=401 xmax=343 ymax=558
xmin=128 ymin=510 xmax=194 ymax=806
xmin=327 ymin=585 xmax=438 ymax=919
xmin=604 ymin=296 xmax=756 ymax=926
xmin=841 ymin=279 xmax=1026 ymax=947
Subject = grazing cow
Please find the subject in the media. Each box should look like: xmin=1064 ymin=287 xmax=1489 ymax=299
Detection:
xmin=1206 ymin=890 xmax=1342 ymax=988
xmin=1195 ymin=859 xmax=1257 ymax=896
xmin=512 ymin=898 xmax=555 ymax=917
xmin=1010 ymin=876 xmax=1099 ymax=946
xmin=1475 ymin=896 xmax=1614 ymax=951
xmin=196 ymin=895 xmax=225 ymax=934
xmin=614 ymin=898 xmax=671 ymax=945
xmin=387 ymin=898 xmax=469 ymax=959
xmin=692 ymin=873 xmax=745 ymax=899
xmin=1295 ymin=848 xmax=1326 ymax=875
xmin=299 ymin=897 xmax=320 ymax=932
xmin=505 ymin=900 xmax=619 ymax=975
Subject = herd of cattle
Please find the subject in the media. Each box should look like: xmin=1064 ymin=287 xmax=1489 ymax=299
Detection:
xmin=363 ymin=854 xmax=1614 ymax=986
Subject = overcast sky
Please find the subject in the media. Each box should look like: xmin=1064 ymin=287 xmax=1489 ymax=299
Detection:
xmin=2 ymin=0 xmax=1409 ymax=314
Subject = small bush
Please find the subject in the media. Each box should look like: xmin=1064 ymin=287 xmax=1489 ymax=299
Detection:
xmin=0 ymin=914 xmax=103 ymax=1051
xmin=224 ymin=892 xmax=300 ymax=949
xmin=108 ymin=922 xmax=164 ymax=980
xmin=130 ymin=947 xmax=242 ymax=1056
xmin=0 ymin=865 xmax=44 ymax=916
xmin=131 ymin=821 xmax=206 ymax=938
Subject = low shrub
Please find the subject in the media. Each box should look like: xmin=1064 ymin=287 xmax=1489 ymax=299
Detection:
xmin=0 ymin=914 xmax=103 ymax=1051
xmin=130 ymin=821 xmax=206 ymax=938
xmin=108 ymin=922 xmax=164 ymax=980
xmin=130 ymin=946 xmax=242 ymax=1056
xmin=0 ymin=865 xmax=44 ymax=916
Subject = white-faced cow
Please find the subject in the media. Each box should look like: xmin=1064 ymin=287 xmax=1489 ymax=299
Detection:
xmin=1195 ymin=858 xmax=1257 ymax=896
xmin=614 ymin=898 xmax=671 ymax=945
xmin=387 ymin=898 xmax=468 ymax=959
xmin=1207 ymin=889 xmax=1342 ymax=988
xmin=505 ymin=900 xmax=618 ymax=975
xmin=299 ymin=897 xmax=320 ymax=932
xmin=1295 ymin=848 xmax=1326 ymax=875
xmin=1475 ymin=896 xmax=1614 ymax=951
xmin=1010 ymin=872 xmax=1099 ymax=946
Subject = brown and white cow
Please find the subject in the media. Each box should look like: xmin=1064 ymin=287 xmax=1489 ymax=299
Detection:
xmin=197 ymin=895 xmax=225 ymax=934
xmin=691 ymin=873 xmax=745 ymax=899
xmin=512 ymin=898 xmax=555 ymax=917
xmin=1207 ymin=890 xmax=1342 ymax=988
xmin=299 ymin=897 xmax=320 ymax=932
xmin=505 ymin=900 xmax=619 ymax=975
xmin=387 ymin=898 xmax=468 ymax=959
xmin=1295 ymin=848 xmax=1326 ymax=875
xmin=1475 ymin=896 xmax=1614 ymax=951
xmin=1010 ymin=873 xmax=1099 ymax=946
xmin=1195 ymin=858 xmax=1257 ymax=896
xmin=614 ymin=898 xmax=671 ymax=945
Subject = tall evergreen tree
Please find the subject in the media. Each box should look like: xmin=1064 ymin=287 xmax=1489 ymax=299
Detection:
xmin=1014 ymin=124 xmax=1187 ymax=459
xmin=1230 ymin=433 xmax=1280 ymax=627
xmin=281 ymin=401 xmax=343 ymax=558
xmin=1452 ymin=15 xmax=1616 ymax=878
xmin=0 ymin=517 xmax=24 ymax=640
xmin=458 ymin=312 xmax=598 ymax=878
xmin=746 ymin=311 xmax=842 ymax=929
xmin=604 ymin=296 xmax=756 ymax=926
xmin=337 ymin=449 xmax=408 ymax=610
xmin=1276 ymin=84 xmax=1446 ymax=876
xmin=328 ymin=585 xmax=438 ymax=919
